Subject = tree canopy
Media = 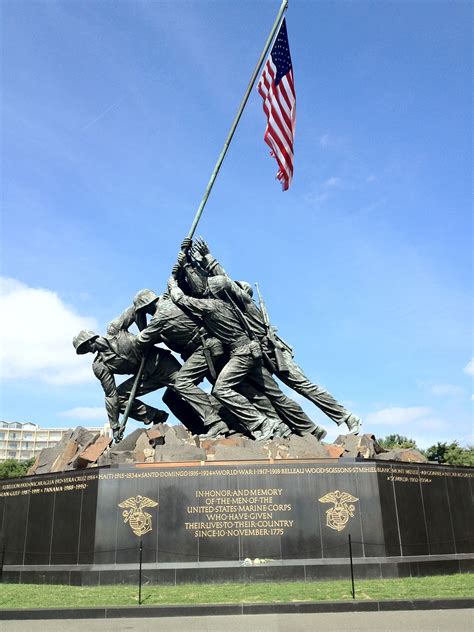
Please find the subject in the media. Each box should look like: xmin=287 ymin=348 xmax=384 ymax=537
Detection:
xmin=424 ymin=442 xmax=474 ymax=467
xmin=0 ymin=458 xmax=35 ymax=480
xmin=378 ymin=434 xmax=418 ymax=449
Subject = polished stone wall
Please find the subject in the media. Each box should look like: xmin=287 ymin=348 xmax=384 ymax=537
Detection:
xmin=0 ymin=460 xmax=472 ymax=583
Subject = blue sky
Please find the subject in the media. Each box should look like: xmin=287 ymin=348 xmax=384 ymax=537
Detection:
xmin=1 ymin=0 xmax=472 ymax=448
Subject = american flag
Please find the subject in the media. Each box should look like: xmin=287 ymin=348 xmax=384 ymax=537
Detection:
xmin=257 ymin=18 xmax=296 ymax=191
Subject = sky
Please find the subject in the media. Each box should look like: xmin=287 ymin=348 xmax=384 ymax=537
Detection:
xmin=0 ymin=0 xmax=472 ymax=449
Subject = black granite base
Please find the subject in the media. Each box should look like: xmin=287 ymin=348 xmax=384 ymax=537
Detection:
xmin=1 ymin=460 xmax=472 ymax=584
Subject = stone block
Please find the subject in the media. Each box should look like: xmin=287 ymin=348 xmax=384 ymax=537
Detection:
xmin=164 ymin=425 xmax=195 ymax=446
xmin=154 ymin=445 xmax=206 ymax=462
xmin=200 ymin=435 xmax=248 ymax=451
xmin=137 ymin=431 xmax=152 ymax=449
xmin=261 ymin=438 xmax=289 ymax=459
xmin=334 ymin=433 xmax=360 ymax=455
xmin=358 ymin=434 xmax=385 ymax=459
xmin=155 ymin=422 xmax=170 ymax=435
xmin=97 ymin=450 xmax=136 ymax=466
xmin=143 ymin=448 xmax=155 ymax=462
xmin=75 ymin=435 xmax=112 ymax=466
xmin=134 ymin=432 xmax=152 ymax=462
xmin=35 ymin=442 xmax=69 ymax=475
xmin=333 ymin=433 xmax=386 ymax=459
xmin=70 ymin=427 xmax=100 ymax=450
xmin=212 ymin=443 xmax=267 ymax=461
xmin=375 ymin=448 xmax=427 ymax=463
xmin=324 ymin=444 xmax=344 ymax=458
xmin=113 ymin=428 xmax=146 ymax=452
xmin=50 ymin=440 xmax=79 ymax=473
xmin=26 ymin=455 xmax=40 ymax=476
xmin=146 ymin=426 xmax=166 ymax=445
xmin=286 ymin=433 xmax=328 ymax=458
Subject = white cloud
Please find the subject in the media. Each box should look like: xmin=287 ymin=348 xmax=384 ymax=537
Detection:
xmin=365 ymin=406 xmax=432 ymax=425
xmin=463 ymin=358 xmax=474 ymax=376
xmin=319 ymin=133 xmax=344 ymax=148
xmin=0 ymin=277 xmax=97 ymax=385
xmin=61 ymin=407 xmax=106 ymax=420
xmin=304 ymin=176 xmax=344 ymax=205
xmin=431 ymin=383 xmax=464 ymax=397
xmin=324 ymin=176 xmax=342 ymax=188
xmin=416 ymin=417 xmax=448 ymax=432
xmin=364 ymin=406 xmax=454 ymax=448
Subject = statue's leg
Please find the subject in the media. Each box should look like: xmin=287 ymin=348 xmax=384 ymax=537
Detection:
xmin=117 ymin=377 xmax=167 ymax=424
xmin=212 ymin=347 xmax=268 ymax=433
xmin=278 ymin=349 xmax=360 ymax=430
xmin=236 ymin=380 xmax=283 ymax=424
xmin=150 ymin=348 xmax=227 ymax=432
xmin=162 ymin=387 xmax=206 ymax=435
xmin=173 ymin=347 xmax=225 ymax=427
xmin=247 ymin=364 xmax=316 ymax=435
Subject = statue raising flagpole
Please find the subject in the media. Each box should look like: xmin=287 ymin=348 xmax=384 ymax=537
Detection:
xmin=116 ymin=0 xmax=291 ymax=440
xmin=75 ymin=0 xmax=362 ymax=443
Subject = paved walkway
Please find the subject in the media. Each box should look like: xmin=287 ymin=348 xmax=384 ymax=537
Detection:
xmin=0 ymin=609 xmax=473 ymax=632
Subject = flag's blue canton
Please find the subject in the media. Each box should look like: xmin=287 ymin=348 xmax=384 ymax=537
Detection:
xmin=271 ymin=19 xmax=292 ymax=85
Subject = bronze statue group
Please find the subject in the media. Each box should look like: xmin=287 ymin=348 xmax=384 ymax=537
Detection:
xmin=73 ymin=239 xmax=361 ymax=443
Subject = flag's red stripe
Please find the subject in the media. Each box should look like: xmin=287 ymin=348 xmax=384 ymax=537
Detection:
xmin=264 ymin=127 xmax=293 ymax=183
xmin=269 ymin=87 xmax=293 ymax=139
xmin=258 ymin=44 xmax=296 ymax=191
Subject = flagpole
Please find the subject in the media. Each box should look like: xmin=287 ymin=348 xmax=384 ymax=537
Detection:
xmin=117 ymin=0 xmax=289 ymax=441
xmin=187 ymin=0 xmax=289 ymax=238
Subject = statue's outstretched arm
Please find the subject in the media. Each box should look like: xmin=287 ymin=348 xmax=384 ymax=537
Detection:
xmin=106 ymin=305 xmax=136 ymax=335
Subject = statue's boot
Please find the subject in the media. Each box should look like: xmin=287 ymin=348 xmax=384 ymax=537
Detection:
xmin=144 ymin=409 xmax=169 ymax=426
xmin=311 ymin=426 xmax=327 ymax=441
xmin=274 ymin=422 xmax=292 ymax=439
xmin=344 ymin=414 xmax=361 ymax=435
xmin=253 ymin=417 xmax=280 ymax=441
xmin=198 ymin=420 xmax=229 ymax=439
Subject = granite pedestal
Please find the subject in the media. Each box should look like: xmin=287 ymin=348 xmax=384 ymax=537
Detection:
xmin=0 ymin=459 xmax=472 ymax=584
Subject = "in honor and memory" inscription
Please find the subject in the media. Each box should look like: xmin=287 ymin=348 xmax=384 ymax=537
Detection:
xmin=184 ymin=488 xmax=293 ymax=538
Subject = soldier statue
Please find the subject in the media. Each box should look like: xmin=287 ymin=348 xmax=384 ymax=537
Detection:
xmin=73 ymin=237 xmax=362 ymax=443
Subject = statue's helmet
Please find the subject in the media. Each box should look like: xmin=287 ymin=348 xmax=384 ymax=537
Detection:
xmin=207 ymin=276 xmax=228 ymax=298
xmin=236 ymin=281 xmax=253 ymax=297
xmin=133 ymin=289 xmax=159 ymax=311
xmin=73 ymin=329 xmax=99 ymax=354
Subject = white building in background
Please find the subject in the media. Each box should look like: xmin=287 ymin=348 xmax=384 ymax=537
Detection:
xmin=0 ymin=421 xmax=110 ymax=462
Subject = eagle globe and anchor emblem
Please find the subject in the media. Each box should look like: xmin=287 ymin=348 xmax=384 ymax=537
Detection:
xmin=118 ymin=495 xmax=158 ymax=537
xmin=318 ymin=490 xmax=359 ymax=532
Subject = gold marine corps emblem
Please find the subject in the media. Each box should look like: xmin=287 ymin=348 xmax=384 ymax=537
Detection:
xmin=118 ymin=495 xmax=158 ymax=537
xmin=318 ymin=490 xmax=359 ymax=532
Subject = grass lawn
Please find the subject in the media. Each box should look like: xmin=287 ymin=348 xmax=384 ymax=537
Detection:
xmin=0 ymin=574 xmax=472 ymax=609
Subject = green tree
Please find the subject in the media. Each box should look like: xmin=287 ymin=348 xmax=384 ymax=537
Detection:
xmin=0 ymin=458 xmax=35 ymax=480
xmin=379 ymin=434 xmax=418 ymax=449
xmin=424 ymin=442 xmax=474 ymax=466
